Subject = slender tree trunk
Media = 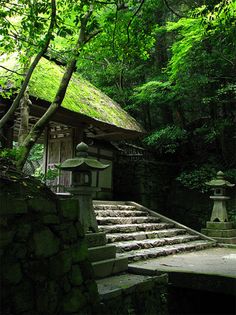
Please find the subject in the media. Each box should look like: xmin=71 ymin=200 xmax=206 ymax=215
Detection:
xmin=18 ymin=90 xmax=31 ymax=145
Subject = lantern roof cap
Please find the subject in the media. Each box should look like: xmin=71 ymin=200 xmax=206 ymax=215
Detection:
xmin=206 ymin=171 xmax=235 ymax=188
xmin=57 ymin=142 xmax=110 ymax=171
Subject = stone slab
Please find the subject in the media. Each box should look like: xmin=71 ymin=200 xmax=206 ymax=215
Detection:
xmin=96 ymin=273 xmax=168 ymax=301
xmin=212 ymin=236 xmax=236 ymax=244
xmin=92 ymin=257 xmax=128 ymax=279
xmin=85 ymin=232 xmax=107 ymax=247
xmin=206 ymin=222 xmax=234 ymax=230
xmin=201 ymin=228 xmax=236 ymax=238
xmin=88 ymin=244 xmax=116 ymax=262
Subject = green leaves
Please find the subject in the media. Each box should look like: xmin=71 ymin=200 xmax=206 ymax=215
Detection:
xmin=144 ymin=126 xmax=188 ymax=154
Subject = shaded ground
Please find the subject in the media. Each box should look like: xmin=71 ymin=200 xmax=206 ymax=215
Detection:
xmin=129 ymin=247 xmax=236 ymax=315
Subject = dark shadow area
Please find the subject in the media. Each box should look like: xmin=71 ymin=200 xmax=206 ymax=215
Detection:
xmin=168 ymin=286 xmax=236 ymax=315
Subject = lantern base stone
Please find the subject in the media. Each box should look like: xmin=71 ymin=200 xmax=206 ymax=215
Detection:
xmin=201 ymin=221 xmax=236 ymax=244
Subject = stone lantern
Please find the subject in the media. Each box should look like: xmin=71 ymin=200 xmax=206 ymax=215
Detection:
xmin=201 ymin=171 xmax=236 ymax=244
xmin=58 ymin=142 xmax=109 ymax=233
xmin=206 ymin=171 xmax=234 ymax=222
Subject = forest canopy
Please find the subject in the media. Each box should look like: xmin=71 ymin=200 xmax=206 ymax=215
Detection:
xmin=75 ymin=0 xmax=236 ymax=191
xmin=0 ymin=0 xmax=235 ymax=190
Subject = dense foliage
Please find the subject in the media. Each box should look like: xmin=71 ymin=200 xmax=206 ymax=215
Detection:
xmin=0 ymin=0 xmax=235 ymax=190
xmin=76 ymin=0 xmax=236 ymax=190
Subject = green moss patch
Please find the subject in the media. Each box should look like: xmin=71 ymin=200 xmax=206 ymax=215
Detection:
xmin=1 ymin=56 xmax=143 ymax=132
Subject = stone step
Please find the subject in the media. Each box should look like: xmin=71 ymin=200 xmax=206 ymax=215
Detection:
xmin=117 ymin=240 xmax=215 ymax=262
xmin=88 ymin=244 xmax=116 ymax=262
xmin=85 ymin=232 xmax=107 ymax=248
xmin=115 ymin=235 xmax=200 ymax=253
xmin=92 ymin=257 xmax=128 ymax=279
xmin=94 ymin=210 xmax=147 ymax=217
xmin=106 ymin=229 xmax=187 ymax=243
xmin=99 ymin=222 xmax=174 ymax=234
xmin=94 ymin=200 xmax=127 ymax=205
xmin=94 ymin=205 xmax=136 ymax=211
xmin=97 ymin=216 xmax=160 ymax=225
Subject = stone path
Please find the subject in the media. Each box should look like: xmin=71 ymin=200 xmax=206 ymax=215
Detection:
xmin=129 ymin=247 xmax=236 ymax=278
xmin=94 ymin=201 xmax=216 ymax=262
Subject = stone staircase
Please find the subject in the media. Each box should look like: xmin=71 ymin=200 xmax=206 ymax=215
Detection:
xmin=94 ymin=201 xmax=217 ymax=262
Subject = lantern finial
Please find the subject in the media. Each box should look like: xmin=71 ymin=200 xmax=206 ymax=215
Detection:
xmin=76 ymin=142 xmax=89 ymax=157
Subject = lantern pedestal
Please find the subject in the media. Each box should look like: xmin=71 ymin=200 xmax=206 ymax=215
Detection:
xmin=68 ymin=186 xmax=100 ymax=233
xmin=209 ymin=195 xmax=229 ymax=222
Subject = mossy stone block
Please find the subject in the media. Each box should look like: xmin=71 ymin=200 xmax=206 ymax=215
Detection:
xmin=36 ymin=281 xmax=60 ymax=314
xmin=79 ymin=260 xmax=95 ymax=280
xmin=0 ymin=229 xmax=15 ymax=247
xmin=75 ymin=221 xmax=85 ymax=237
xmin=28 ymin=198 xmax=56 ymax=213
xmin=1 ymin=198 xmax=27 ymax=215
xmin=43 ymin=214 xmax=60 ymax=225
xmin=63 ymin=276 xmax=72 ymax=293
xmin=85 ymin=232 xmax=107 ymax=247
xmin=85 ymin=280 xmax=99 ymax=301
xmin=70 ymin=265 xmax=83 ymax=286
xmin=59 ymin=198 xmax=79 ymax=220
xmin=49 ymin=249 xmax=72 ymax=278
xmin=27 ymin=260 xmax=49 ymax=281
xmin=8 ymin=243 xmax=27 ymax=259
xmin=16 ymin=223 xmax=32 ymax=241
xmin=33 ymin=228 xmax=60 ymax=258
xmin=3 ymin=262 xmax=23 ymax=284
xmin=54 ymin=223 xmax=78 ymax=244
xmin=71 ymin=241 xmax=88 ymax=263
xmin=12 ymin=281 xmax=34 ymax=313
xmin=63 ymin=288 xmax=86 ymax=313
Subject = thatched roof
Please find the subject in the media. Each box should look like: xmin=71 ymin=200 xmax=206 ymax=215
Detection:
xmin=0 ymin=56 xmax=144 ymax=136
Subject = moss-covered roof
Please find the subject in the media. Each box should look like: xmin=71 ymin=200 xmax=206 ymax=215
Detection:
xmin=0 ymin=56 xmax=144 ymax=134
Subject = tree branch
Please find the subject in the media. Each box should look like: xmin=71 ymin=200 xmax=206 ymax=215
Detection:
xmin=127 ymin=0 xmax=145 ymax=44
xmin=163 ymin=0 xmax=183 ymax=18
xmin=0 ymin=65 xmax=24 ymax=76
xmin=0 ymin=0 xmax=56 ymax=130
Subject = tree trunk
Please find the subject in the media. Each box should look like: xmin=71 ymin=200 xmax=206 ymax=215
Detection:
xmin=16 ymin=5 xmax=94 ymax=170
xmin=16 ymin=58 xmax=77 ymax=169
xmin=18 ymin=90 xmax=31 ymax=146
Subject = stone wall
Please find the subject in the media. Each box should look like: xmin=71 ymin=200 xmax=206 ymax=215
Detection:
xmin=0 ymin=176 xmax=99 ymax=315
xmin=98 ymin=274 xmax=167 ymax=315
